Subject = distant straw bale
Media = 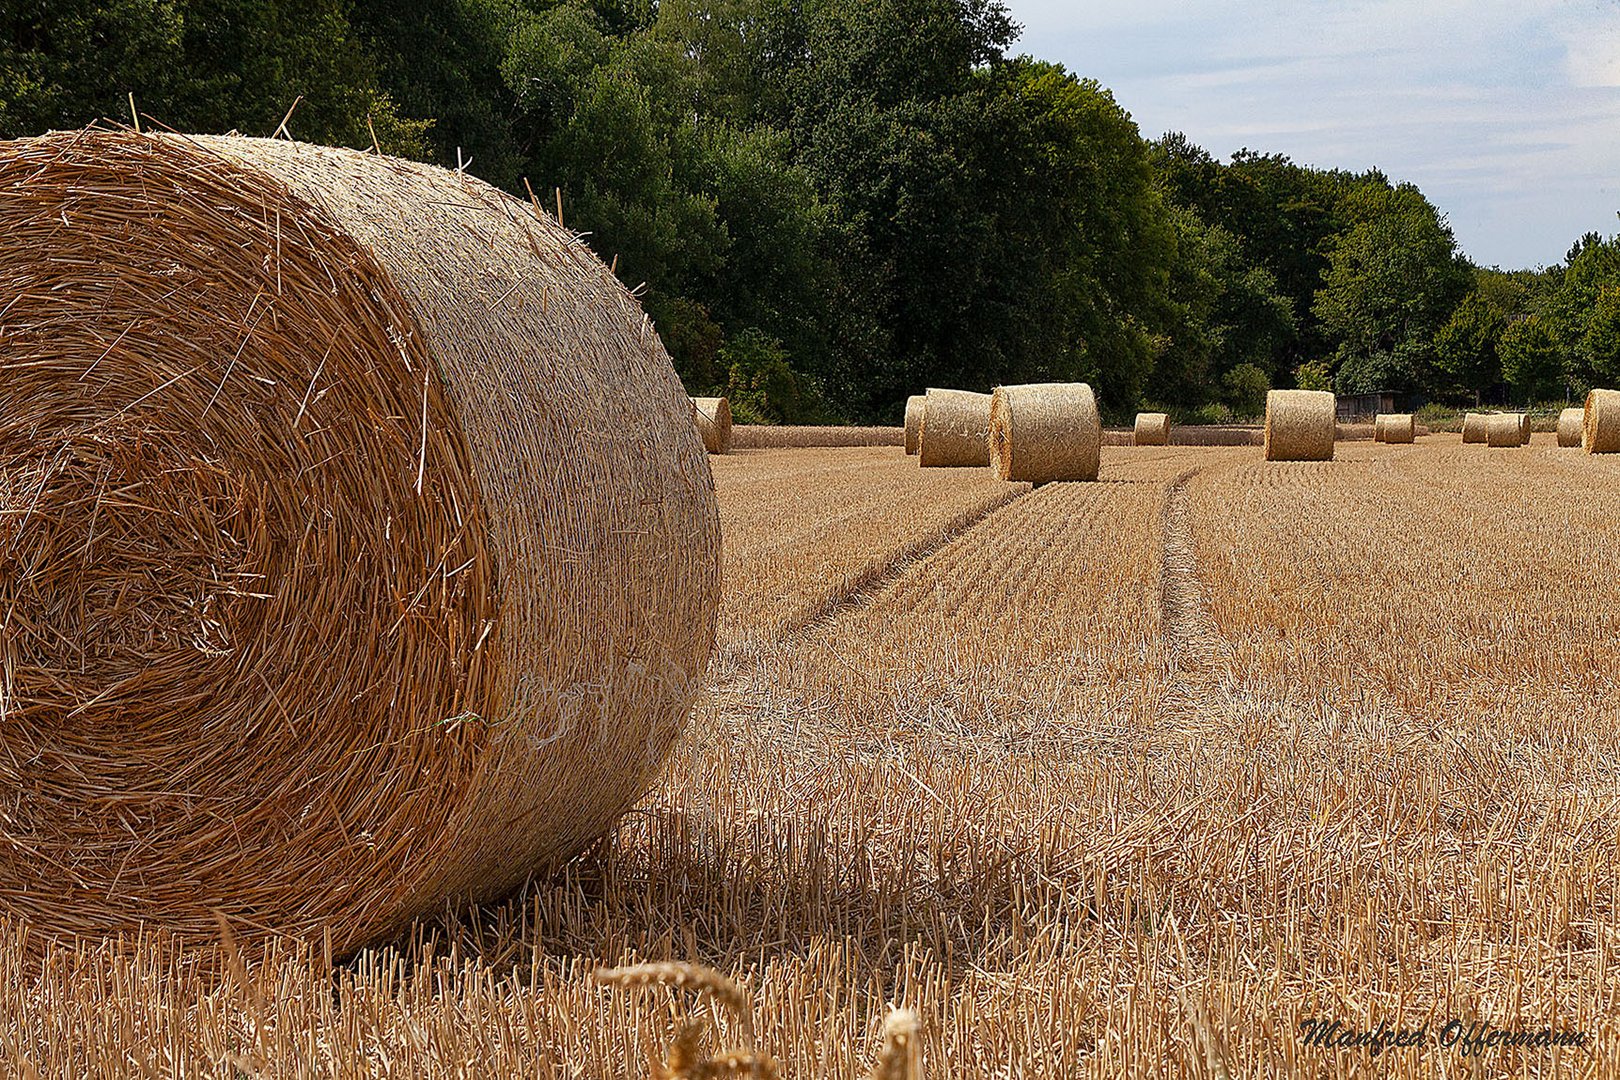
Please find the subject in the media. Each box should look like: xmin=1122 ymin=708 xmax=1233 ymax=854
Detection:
xmin=1487 ymin=413 xmax=1526 ymax=446
xmin=1558 ymin=407 xmax=1584 ymax=447
xmin=693 ymin=397 xmax=733 ymax=454
xmin=1586 ymin=389 xmax=1620 ymax=453
xmin=918 ymin=388 xmax=992 ymax=467
xmin=1133 ymin=412 xmax=1171 ymax=446
xmin=988 ymin=383 xmax=1101 ymax=483
xmin=0 ymin=130 xmax=720 ymax=951
xmin=1263 ymin=390 xmax=1335 ymax=461
xmin=1375 ymin=414 xmax=1415 ymax=444
xmin=904 ymin=395 xmax=925 ymax=455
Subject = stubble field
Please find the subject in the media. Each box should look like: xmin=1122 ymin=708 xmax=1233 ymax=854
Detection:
xmin=5 ymin=437 xmax=1619 ymax=1077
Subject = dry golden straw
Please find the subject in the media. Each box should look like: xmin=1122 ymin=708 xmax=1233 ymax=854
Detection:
xmin=987 ymin=383 xmax=1101 ymax=483
xmin=1263 ymin=390 xmax=1335 ymax=461
xmin=1461 ymin=411 xmax=1490 ymax=443
xmin=1584 ymin=389 xmax=1620 ymax=453
xmin=1558 ymin=407 xmax=1584 ymax=447
xmin=693 ymin=397 xmax=734 ymax=454
xmin=0 ymin=130 xmax=721 ymax=952
xmin=1133 ymin=412 xmax=1171 ymax=446
xmin=1487 ymin=412 xmax=1526 ymax=446
xmin=903 ymin=395 xmax=925 ymax=455
xmin=1518 ymin=412 xmax=1532 ymax=445
xmin=1375 ymin=413 xmax=1415 ymax=444
xmin=917 ymin=388 xmax=992 ymax=467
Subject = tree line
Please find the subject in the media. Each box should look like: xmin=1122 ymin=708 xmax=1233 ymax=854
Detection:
xmin=4 ymin=0 xmax=1618 ymax=423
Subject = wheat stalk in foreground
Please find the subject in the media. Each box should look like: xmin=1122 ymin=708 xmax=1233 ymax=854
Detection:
xmin=595 ymin=963 xmax=923 ymax=1079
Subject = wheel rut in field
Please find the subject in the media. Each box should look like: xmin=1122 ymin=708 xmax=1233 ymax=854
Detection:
xmin=1160 ymin=468 xmax=1223 ymax=677
xmin=788 ymin=482 xmax=1031 ymax=635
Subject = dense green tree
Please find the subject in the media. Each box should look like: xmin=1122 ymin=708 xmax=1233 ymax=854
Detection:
xmin=1499 ymin=315 xmax=1564 ymax=401
xmin=1313 ymin=183 xmax=1472 ymax=393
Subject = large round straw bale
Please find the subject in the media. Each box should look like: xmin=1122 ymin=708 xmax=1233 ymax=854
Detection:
xmin=1486 ymin=413 xmax=1526 ymax=446
xmin=692 ymin=396 xmax=732 ymax=454
xmin=1585 ymin=389 xmax=1620 ymax=453
xmin=0 ymin=131 xmax=721 ymax=951
xmin=1376 ymin=413 xmax=1415 ymax=444
xmin=1263 ymin=390 xmax=1335 ymax=461
xmin=1133 ymin=412 xmax=1171 ymax=446
xmin=904 ymin=394 xmax=925 ymax=455
xmin=918 ymin=388 xmax=993 ymax=467
xmin=1461 ymin=412 xmax=1490 ymax=443
xmin=1558 ymin=407 xmax=1585 ymax=447
xmin=988 ymin=383 xmax=1101 ymax=482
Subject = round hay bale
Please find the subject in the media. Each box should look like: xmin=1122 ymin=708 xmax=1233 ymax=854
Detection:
xmin=1133 ymin=412 xmax=1171 ymax=446
xmin=1486 ymin=413 xmax=1526 ymax=446
xmin=0 ymin=131 xmax=721 ymax=951
xmin=1263 ymin=390 xmax=1335 ymax=461
xmin=1377 ymin=413 xmax=1415 ymax=444
xmin=1461 ymin=412 xmax=1490 ymax=444
xmin=1558 ymin=407 xmax=1585 ymax=447
xmin=692 ymin=396 xmax=732 ymax=454
xmin=988 ymin=383 xmax=1101 ymax=483
xmin=918 ymin=388 xmax=993 ymax=467
xmin=1585 ymin=389 xmax=1620 ymax=453
xmin=903 ymin=394 xmax=925 ymax=455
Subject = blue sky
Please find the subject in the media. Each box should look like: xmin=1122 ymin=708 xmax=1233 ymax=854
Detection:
xmin=1009 ymin=0 xmax=1620 ymax=270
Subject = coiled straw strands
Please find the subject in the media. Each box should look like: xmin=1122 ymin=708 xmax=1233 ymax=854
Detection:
xmin=988 ymin=383 xmax=1101 ymax=482
xmin=692 ymin=396 xmax=733 ymax=454
xmin=1133 ymin=412 xmax=1171 ymax=446
xmin=1487 ymin=412 xmax=1527 ymax=446
xmin=1558 ymin=407 xmax=1584 ymax=447
xmin=1263 ymin=390 xmax=1335 ymax=461
xmin=1374 ymin=413 xmax=1414 ymax=444
xmin=903 ymin=395 xmax=925 ymax=455
xmin=918 ymin=388 xmax=993 ymax=467
xmin=1585 ymin=389 xmax=1620 ymax=453
xmin=0 ymin=130 xmax=721 ymax=951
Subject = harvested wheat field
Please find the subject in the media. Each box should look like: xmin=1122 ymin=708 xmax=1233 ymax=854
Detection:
xmin=6 ymin=439 xmax=1620 ymax=1077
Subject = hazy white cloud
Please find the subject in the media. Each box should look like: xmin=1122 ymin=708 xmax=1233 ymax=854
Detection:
xmin=1008 ymin=0 xmax=1620 ymax=268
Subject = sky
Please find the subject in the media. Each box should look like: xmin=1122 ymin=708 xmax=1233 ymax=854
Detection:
xmin=1009 ymin=0 xmax=1620 ymax=270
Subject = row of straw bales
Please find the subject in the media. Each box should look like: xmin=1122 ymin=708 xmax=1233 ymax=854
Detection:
xmin=1459 ymin=393 xmax=1620 ymax=451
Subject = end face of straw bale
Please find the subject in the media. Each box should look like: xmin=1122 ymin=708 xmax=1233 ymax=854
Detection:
xmin=692 ymin=396 xmax=733 ymax=454
xmin=0 ymin=130 xmax=720 ymax=952
xmin=1558 ymin=407 xmax=1584 ymax=447
xmin=903 ymin=395 xmax=925 ymax=455
xmin=1263 ymin=390 xmax=1335 ymax=461
xmin=988 ymin=383 xmax=1101 ymax=482
xmin=1486 ymin=412 xmax=1526 ymax=446
xmin=1133 ymin=412 xmax=1171 ymax=446
xmin=1585 ymin=389 xmax=1620 ymax=453
xmin=918 ymin=388 xmax=993 ymax=467
xmin=1461 ymin=412 xmax=1490 ymax=443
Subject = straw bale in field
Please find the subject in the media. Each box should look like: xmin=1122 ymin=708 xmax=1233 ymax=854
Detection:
xmin=1375 ymin=413 xmax=1415 ymax=444
xmin=1558 ymin=407 xmax=1584 ymax=447
xmin=1585 ymin=389 xmax=1620 ymax=453
xmin=903 ymin=395 xmax=925 ymax=455
xmin=0 ymin=131 xmax=721 ymax=951
xmin=1263 ymin=390 xmax=1335 ymax=461
xmin=692 ymin=397 xmax=732 ymax=454
xmin=1487 ymin=413 xmax=1526 ymax=446
xmin=918 ymin=388 xmax=992 ymax=467
xmin=1133 ymin=412 xmax=1171 ymax=446
xmin=1461 ymin=412 xmax=1490 ymax=443
xmin=988 ymin=383 xmax=1101 ymax=483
